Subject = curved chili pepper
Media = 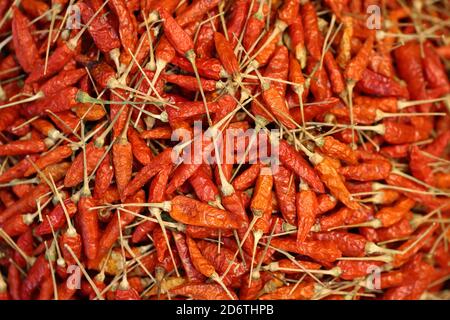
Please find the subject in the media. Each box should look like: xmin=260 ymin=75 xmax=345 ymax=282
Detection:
xmin=197 ymin=240 xmax=246 ymax=287
xmin=344 ymin=34 xmax=374 ymax=84
xmin=93 ymin=153 xmax=114 ymax=199
xmin=112 ymin=130 xmax=133 ymax=199
xmin=0 ymin=155 xmax=39 ymax=183
xmin=253 ymin=29 xmax=281 ymax=68
xmin=171 ymin=56 xmax=225 ymax=80
xmin=319 ymin=136 xmax=358 ymax=165
xmin=60 ymin=229 xmax=82 ymax=266
xmin=175 ymin=0 xmax=220 ymax=27
xmin=122 ymin=148 xmax=173 ymax=197
xmin=64 ymin=142 xmax=105 ymax=188
xmin=278 ymin=140 xmax=325 ymax=193
xmin=20 ymin=254 xmax=51 ymax=299
xmin=24 ymin=145 xmax=74 ymax=177
xmin=313 ymin=156 xmax=361 ymax=210
xmin=250 ymin=167 xmax=273 ymax=217
xmin=24 ymin=87 xmax=79 ymax=117
xmin=108 ymin=0 xmax=137 ymax=66
xmin=195 ymin=13 xmax=218 ymax=59
xmin=392 ymin=223 xmax=439 ymax=268
xmin=0 ymin=183 xmax=50 ymax=224
xmin=27 ymin=39 xmax=80 ymax=83
xmin=306 ymin=57 xmax=333 ymax=101
xmin=288 ymin=15 xmax=306 ymax=68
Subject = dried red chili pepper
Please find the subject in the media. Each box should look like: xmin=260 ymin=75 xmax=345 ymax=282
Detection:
xmin=296 ymin=182 xmax=318 ymax=244
xmin=12 ymin=7 xmax=42 ymax=73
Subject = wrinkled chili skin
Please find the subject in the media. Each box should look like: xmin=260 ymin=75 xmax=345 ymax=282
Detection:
xmin=355 ymin=69 xmax=409 ymax=98
xmin=78 ymin=2 xmax=121 ymax=53
xmin=315 ymin=157 xmax=361 ymax=210
xmin=170 ymin=196 xmax=245 ymax=229
xmin=1 ymin=0 xmax=450 ymax=302
xmin=12 ymin=7 xmax=42 ymax=73
xmin=273 ymin=165 xmax=297 ymax=226
xmin=278 ymin=140 xmax=325 ymax=193
xmin=312 ymin=231 xmax=367 ymax=257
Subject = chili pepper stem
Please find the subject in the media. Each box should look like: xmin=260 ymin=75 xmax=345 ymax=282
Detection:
xmin=346 ymin=81 xmax=357 ymax=149
xmin=64 ymin=244 xmax=104 ymax=300
xmin=253 ymin=222 xmax=278 ymax=280
xmin=0 ymin=228 xmax=33 ymax=265
xmin=0 ymin=272 xmax=6 ymax=293
xmin=109 ymin=48 xmax=122 ymax=74
xmin=0 ymin=91 xmax=45 ymax=110
xmin=210 ymin=272 xmax=235 ymax=300
xmin=123 ymin=242 xmax=156 ymax=283
xmin=337 ymin=255 xmax=393 ymax=263
xmin=0 ymin=85 xmax=5 ymax=102
xmin=398 ymin=223 xmax=437 ymax=256
xmin=0 ymin=177 xmax=40 ymax=188
xmin=47 ymin=221 xmax=65 ymax=268
xmin=328 ymin=219 xmax=383 ymax=231
xmin=410 ymin=205 xmax=448 ymax=229
xmin=397 ymin=95 xmax=450 ymax=109
xmin=390 ymin=169 xmax=447 ymax=194
xmin=376 ymin=110 xmax=446 ymax=121
xmin=248 ymin=229 xmax=263 ymax=287
xmin=220 ymin=212 xmax=260 ymax=282
xmin=245 ymin=19 xmax=288 ymax=72
xmin=365 ymin=242 xmax=401 ymax=255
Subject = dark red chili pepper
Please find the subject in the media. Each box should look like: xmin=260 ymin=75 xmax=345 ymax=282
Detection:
xmin=12 ymin=7 xmax=42 ymax=73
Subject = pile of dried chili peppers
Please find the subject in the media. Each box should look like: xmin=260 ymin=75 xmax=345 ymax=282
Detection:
xmin=0 ymin=0 xmax=449 ymax=300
